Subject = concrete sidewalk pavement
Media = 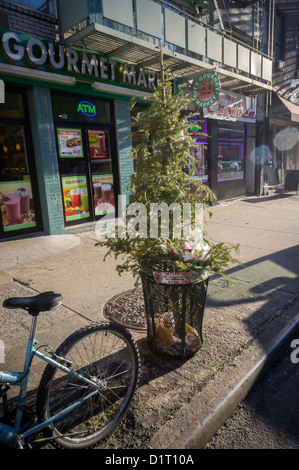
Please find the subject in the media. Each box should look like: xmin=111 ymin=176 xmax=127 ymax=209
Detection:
xmin=0 ymin=193 xmax=299 ymax=449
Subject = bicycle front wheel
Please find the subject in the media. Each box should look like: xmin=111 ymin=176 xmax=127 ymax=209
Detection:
xmin=36 ymin=322 xmax=140 ymax=449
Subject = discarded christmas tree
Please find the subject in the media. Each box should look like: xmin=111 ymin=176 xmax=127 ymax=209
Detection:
xmin=97 ymin=61 xmax=240 ymax=357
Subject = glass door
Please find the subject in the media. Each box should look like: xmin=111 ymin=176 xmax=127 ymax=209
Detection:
xmin=57 ymin=126 xmax=92 ymax=226
xmin=88 ymin=128 xmax=116 ymax=219
xmin=56 ymin=124 xmax=118 ymax=227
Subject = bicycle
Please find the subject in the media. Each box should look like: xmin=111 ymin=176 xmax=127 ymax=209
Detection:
xmin=0 ymin=291 xmax=140 ymax=449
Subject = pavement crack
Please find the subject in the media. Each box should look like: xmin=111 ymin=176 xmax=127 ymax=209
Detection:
xmin=56 ymin=304 xmax=95 ymax=323
xmin=10 ymin=277 xmax=94 ymax=323
xmin=11 ymin=277 xmax=35 ymax=289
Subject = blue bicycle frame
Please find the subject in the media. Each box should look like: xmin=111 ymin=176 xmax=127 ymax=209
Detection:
xmin=0 ymin=315 xmax=106 ymax=447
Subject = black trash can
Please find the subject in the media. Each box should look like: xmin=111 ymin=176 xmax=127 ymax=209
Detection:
xmin=140 ymin=269 xmax=209 ymax=358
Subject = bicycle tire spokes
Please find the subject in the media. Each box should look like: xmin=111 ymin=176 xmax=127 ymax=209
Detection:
xmin=37 ymin=323 xmax=139 ymax=448
xmin=54 ymin=334 xmax=132 ymax=435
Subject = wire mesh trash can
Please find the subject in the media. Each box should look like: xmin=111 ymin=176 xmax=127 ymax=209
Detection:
xmin=140 ymin=269 xmax=209 ymax=358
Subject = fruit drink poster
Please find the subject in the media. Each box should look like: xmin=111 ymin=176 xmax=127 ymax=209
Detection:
xmin=88 ymin=129 xmax=108 ymax=158
xmin=0 ymin=180 xmax=36 ymax=232
xmin=61 ymin=176 xmax=90 ymax=221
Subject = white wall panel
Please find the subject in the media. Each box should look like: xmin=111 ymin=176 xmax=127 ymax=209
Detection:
xmin=165 ymin=9 xmax=185 ymax=48
xmin=187 ymin=20 xmax=205 ymax=56
xmin=262 ymin=57 xmax=272 ymax=82
xmin=237 ymin=45 xmax=250 ymax=73
xmin=136 ymin=0 xmax=162 ymax=38
xmin=223 ymin=38 xmax=236 ymax=68
xmin=102 ymin=0 xmax=134 ymax=28
xmin=251 ymin=51 xmax=262 ymax=77
xmin=58 ymin=0 xmax=89 ymax=33
xmin=206 ymin=30 xmax=222 ymax=63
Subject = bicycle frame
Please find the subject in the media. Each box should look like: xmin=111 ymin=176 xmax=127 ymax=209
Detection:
xmin=0 ymin=314 xmax=106 ymax=447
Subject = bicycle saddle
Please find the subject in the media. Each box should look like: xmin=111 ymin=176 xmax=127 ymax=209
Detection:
xmin=3 ymin=291 xmax=63 ymax=313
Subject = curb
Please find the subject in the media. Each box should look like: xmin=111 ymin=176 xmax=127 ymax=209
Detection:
xmin=148 ymin=312 xmax=299 ymax=449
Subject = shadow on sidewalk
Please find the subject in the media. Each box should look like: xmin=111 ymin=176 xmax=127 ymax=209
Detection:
xmin=207 ymin=243 xmax=299 ymax=341
xmin=242 ymin=193 xmax=295 ymax=204
xmin=1 ymin=241 xmax=299 ymax=449
xmin=204 ymin=243 xmax=299 ymax=447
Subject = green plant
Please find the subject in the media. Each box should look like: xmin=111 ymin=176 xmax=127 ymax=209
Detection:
xmin=96 ymin=68 xmax=240 ymax=286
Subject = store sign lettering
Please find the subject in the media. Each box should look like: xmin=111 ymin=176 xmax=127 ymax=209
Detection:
xmin=0 ymin=30 xmax=159 ymax=90
xmin=204 ymin=90 xmax=256 ymax=123
xmin=64 ymin=179 xmax=84 ymax=185
xmin=193 ymin=72 xmax=221 ymax=108
xmin=207 ymin=100 xmax=255 ymax=119
xmin=122 ymin=63 xmax=157 ymax=88
xmin=77 ymin=101 xmax=97 ymax=117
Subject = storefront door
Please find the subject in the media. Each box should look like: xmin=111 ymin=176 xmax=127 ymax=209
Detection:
xmin=56 ymin=123 xmax=118 ymax=227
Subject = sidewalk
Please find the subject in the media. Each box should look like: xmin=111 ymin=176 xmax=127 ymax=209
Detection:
xmin=1 ymin=193 xmax=299 ymax=449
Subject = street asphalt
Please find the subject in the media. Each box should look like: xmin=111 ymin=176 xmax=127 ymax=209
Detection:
xmin=0 ymin=192 xmax=299 ymax=450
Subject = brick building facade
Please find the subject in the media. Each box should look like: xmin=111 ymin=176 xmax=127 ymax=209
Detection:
xmin=0 ymin=0 xmax=58 ymax=39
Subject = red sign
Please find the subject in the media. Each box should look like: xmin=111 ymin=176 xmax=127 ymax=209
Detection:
xmin=204 ymin=90 xmax=256 ymax=123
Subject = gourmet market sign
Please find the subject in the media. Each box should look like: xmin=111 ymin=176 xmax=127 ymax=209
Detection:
xmin=192 ymin=72 xmax=221 ymax=108
xmin=0 ymin=29 xmax=159 ymax=91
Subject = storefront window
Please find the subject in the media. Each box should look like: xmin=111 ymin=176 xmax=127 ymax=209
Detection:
xmin=0 ymin=123 xmax=37 ymax=233
xmin=53 ymin=93 xmax=117 ymax=227
xmin=190 ymin=141 xmax=208 ymax=183
xmin=0 ymin=92 xmax=24 ymax=118
xmin=217 ymin=123 xmax=245 ymax=182
xmin=52 ymin=95 xmax=111 ymax=123
xmin=188 ymin=117 xmax=208 ymax=184
xmin=217 ymin=123 xmax=245 ymax=140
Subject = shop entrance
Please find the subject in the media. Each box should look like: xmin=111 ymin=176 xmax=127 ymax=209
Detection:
xmin=52 ymin=93 xmax=118 ymax=228
xmin=56 ymin=123 xmax=118 ymax=227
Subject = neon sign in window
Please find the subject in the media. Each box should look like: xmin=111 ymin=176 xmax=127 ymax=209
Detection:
xmin=187 ymin=117 xmax=208 ymax=139
xmin=77 ymin=101 xmax=97 ymax=118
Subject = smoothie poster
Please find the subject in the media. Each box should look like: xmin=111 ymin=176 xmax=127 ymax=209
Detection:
xmin=92 ymin=174 xmax=115 ymax=216
xmin=88 ymin=129 xmax=108 ymax=159
xmin=61 ymin=176 xmax=89 ymax=222
xmin=57 ymin=128 xmax=84 ymax=158
xmin=0 ymin=180 xmax=36 ymax=232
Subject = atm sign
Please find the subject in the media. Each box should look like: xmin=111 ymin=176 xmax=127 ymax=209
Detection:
xmin=77 ymin=101 xmax=97 ymax=117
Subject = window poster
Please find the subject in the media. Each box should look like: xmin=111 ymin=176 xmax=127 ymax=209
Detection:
xmin=0 ymin=180 xmax=36 ymax=232
xmin=88 ymin=129 xmax=108 ymax=159
xmin=92 ymin=174 xmax=115 ymax=216
xmin=57 ymin=128 xmax=83 ymax=158
xmin=61 ymin=175 xmax=90 ymax=221
xmin=190 ymin=141 xmax=208 ymax=182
